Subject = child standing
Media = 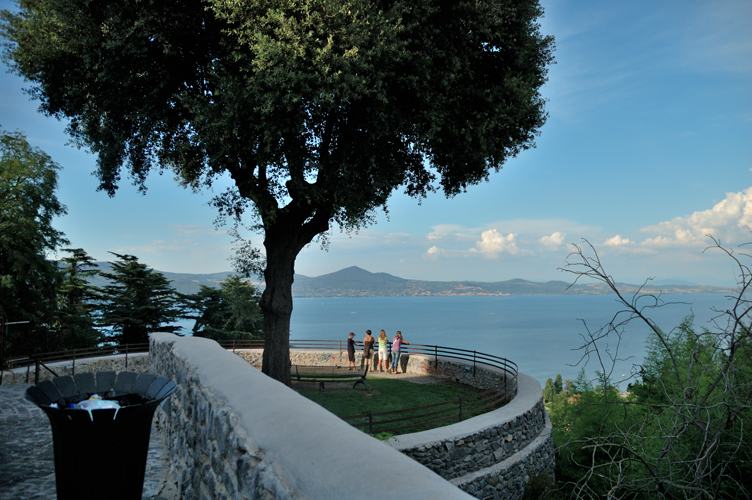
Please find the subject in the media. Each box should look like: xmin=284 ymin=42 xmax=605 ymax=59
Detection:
xmin=347 ymin=332 xmax=357 ymax=370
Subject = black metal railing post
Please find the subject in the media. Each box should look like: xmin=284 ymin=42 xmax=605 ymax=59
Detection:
xmin=368 ymin=412 xmax=373 ymax=434
xmin=434 ymin=345 xmax=438 ymax=373
xmin=125 ymin=343 xmax=129 ymax=369
xmin=473 ymin=351 xmax=476 ymax=377
xmin=459 ymin=397 xmax=463 ymax=422
xmin=503 ymin=359 xmax=508 ymax=401
xmin=34 ymin=360 xmax=40 ymax=385
xmin=72 ymin=349 xmax=76 ymax=375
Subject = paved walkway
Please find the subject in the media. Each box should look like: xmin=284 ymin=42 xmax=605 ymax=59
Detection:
xmin=0 ymin=384 xmax=177 ymax=500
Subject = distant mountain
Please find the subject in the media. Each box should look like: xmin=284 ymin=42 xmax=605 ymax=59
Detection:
xmin=73 ymin=262 xmax=729 ymax=297
xmin=293 ymin=266 xmax=408 ymax=296
xmin=85 ymin=262 xmax=238 ymax=295
xmin=291 ymin=267 xmax=732 ymax=297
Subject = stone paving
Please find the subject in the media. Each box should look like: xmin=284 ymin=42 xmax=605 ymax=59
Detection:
xmin=0 ymin=384 xmax=177 ymax=500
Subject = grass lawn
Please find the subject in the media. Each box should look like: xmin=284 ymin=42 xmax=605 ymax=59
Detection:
xmin=294 ymin=375 xmax=501 ymax=437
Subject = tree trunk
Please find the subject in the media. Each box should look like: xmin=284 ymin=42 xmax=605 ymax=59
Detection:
xmin=259 ymin=225 xmax=302 ymax=386
xmin=257 ymin=199 xmax=332 ymax=385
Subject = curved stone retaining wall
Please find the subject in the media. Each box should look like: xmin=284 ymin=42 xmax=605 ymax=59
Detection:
xmin=234 ymin=348 xmax=550 ymax=500
xmin=150 ymin=333 xmax=474 ymax=500
xmin=389 ymin=374 xmax=553 ymax=500
xmin=0 ymin=353 xmax=149 ymax=385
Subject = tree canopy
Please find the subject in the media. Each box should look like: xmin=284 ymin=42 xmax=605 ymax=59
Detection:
xmin=53 ymin=248 xmax=103 ymax=349
xmin=2 ymin=0 xmax=554 ymax=383
xmin=190 ymin=275 xmax=263 ymax=341
xmin=0 ymin=128 xmax=67 ymax=354
xmin=98 ymin=253 xmax=185 ymax=345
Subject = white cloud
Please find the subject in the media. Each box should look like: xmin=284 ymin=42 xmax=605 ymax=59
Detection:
xmin=427 ymin=224 xmax=478 ymax=242
xmin=475 ymin=230 xmax=521 ymax=258
xmin=604 ymin=235 xmax=632 ymax=247
xmin=424 ymin=246 xmax=445 ymax=260
xmin=539 ymin=231 xmax=567 ymax=248
xmin=640 ymin=187 xmax=752 ymax=247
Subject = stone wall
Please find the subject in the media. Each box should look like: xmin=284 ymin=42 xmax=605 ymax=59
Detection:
xmin=388 ymin=374 xmax=554 ymax=500
xmin=0 ymin=353 xmax=149 ymax=386
xmin=452 ymin=417 xmax=554 ymax=500
xmin=3 ymin=341 xmax=552 ymax=499
xmin=150 ymin=333 xmax=475 ymax=500
xmin=233 ymin=348 xmax=550 ymax=500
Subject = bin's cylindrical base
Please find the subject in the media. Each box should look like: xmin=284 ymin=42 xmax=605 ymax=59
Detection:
xmin=42 ymin=401 xmax=162 ymax=499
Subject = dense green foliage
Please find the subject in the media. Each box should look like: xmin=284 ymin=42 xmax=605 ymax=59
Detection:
xmin=549 ymin=239 xmax=752 ymax=499
xmin=1 ymin=0 xmax=554 ymax=384
xmin=53 ymin=248 xmax=103 ymax=349
xmin=190 ymin=275 xmax=263 ymax=341
xmin=0 ymin=128 xmax=67 ymax=355
xmin=98 ymin=253 xmax=186 ymax=345
xmin=0 ymin=128 xmax=264 ymax=357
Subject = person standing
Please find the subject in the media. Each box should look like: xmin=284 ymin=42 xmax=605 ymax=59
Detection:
xmin=347 ymin=332 xmax=357 ymax=370
xmin=362 ymin=330 xmax=375 ymax=371
xmin=390 ymin=331 xmax=409 ymax=374
xmin=377 ymin=330 xmax=389 ymax=372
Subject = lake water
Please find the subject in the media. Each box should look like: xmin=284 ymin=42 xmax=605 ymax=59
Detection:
xmin=287 ymin=294 xmax=731 ymax=387
xmin=174 ymin=293 xmax=732 ymax=387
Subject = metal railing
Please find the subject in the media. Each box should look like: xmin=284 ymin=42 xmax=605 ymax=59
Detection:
xmin=341 ymin=385 xmax=509 ymax=435
xmin=1 ymin=340 xmax=519 ymax=410
xmin=3 ymin=343 xmax=149 ymax=384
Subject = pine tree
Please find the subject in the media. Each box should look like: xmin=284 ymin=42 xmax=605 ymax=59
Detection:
xmin=54 ymin=248 xmax=103 ymax=349
xmin=99 ymin=253 xmax=185 ymax=345
xmin=554 ymin=373 xmax=563 ymax=394
xmin=543 ymin=378 xmax=556 ymax=402
xmin=189 ymin=275 xmax=263 ymax=341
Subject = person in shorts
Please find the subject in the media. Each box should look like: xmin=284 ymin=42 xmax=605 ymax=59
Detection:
xmin=377 ymin=329 xmax=389 ymax=372
xmin=347 ymin=332 xmax=357 ymax=370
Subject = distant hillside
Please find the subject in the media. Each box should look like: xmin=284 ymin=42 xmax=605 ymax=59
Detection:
xmin=74 ymin=262 xmax=729 ymax=297
xmin=293 ymin=266 xmax=408 ymax=296
xmin=290 ymin=266 xmax=731 ymax=297
xmin=85 ymin=262 xmax=238 ymax=295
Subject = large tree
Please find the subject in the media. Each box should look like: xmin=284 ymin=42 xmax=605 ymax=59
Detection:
xmin=0 ymin=128 xmax=67 ymax=356
xmin=190 ymin=275 xmax=264 ymax=341
xmin=1 ymin=0 xmax=554 ymax=384
xmin=53 ymin=248 xmax=103 ymax=350
xmin=98 ymin=253 xmax=185 ymax=345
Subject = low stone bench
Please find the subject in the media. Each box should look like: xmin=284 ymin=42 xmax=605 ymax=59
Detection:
xmin=292 ymin=365 xmax=369 ymax=392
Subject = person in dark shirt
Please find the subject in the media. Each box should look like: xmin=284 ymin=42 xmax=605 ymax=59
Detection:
xmin=347 ymin=332 xmax=357 ymax=371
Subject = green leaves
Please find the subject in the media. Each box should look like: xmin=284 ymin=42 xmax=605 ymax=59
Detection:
xmin=98 ymin=253 xmax=187 ymax=345
xmin=189 ymin=275 xmax=263 ymax=341
xmin=2 ymin=0 xmax=554 ymax=383
xmin=0 ymin=129 xmax=66 ymax=341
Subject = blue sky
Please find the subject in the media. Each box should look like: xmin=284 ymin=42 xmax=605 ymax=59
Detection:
xmin=1 ymin=0 xmax=750 ymax=286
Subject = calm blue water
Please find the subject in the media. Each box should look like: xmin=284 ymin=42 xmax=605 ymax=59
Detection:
xmin=173 ymin=294 xmax=731 ymax=387
xmin=285 ymin=294 xmax=731 ymax=387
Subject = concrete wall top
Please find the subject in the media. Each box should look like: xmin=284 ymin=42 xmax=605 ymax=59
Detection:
xmin=387 ymin=373 xmax=542 ymax=451
xmin=152 ymin=333 xmax=475 ymax=499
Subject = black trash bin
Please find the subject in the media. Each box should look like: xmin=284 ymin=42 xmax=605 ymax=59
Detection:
xmin=25 ymin=371 xmax=176 ymax=500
